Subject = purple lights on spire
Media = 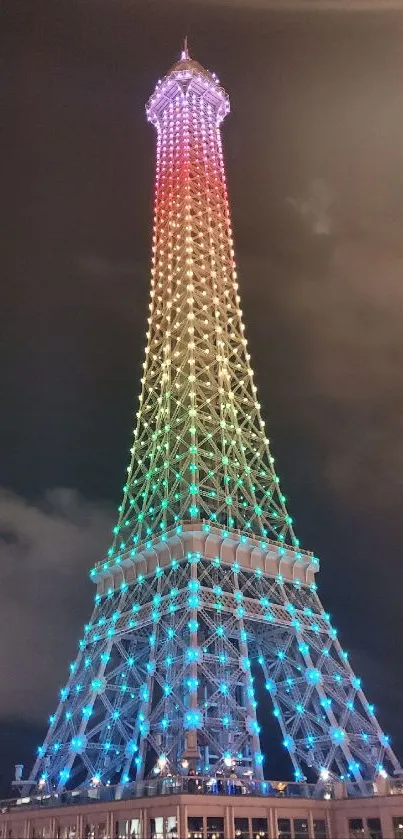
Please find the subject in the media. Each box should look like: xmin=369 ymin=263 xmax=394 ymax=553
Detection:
xmin=146 ymin=48 xmax=229 ymax=128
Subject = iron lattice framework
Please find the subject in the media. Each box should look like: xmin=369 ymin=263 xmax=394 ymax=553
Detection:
xmin=30 ymin=45 xmax=401 ymax=796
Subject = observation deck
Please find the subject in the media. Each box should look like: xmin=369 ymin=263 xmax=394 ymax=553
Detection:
xmin=1 ymin=774 xmax=403 ymax=839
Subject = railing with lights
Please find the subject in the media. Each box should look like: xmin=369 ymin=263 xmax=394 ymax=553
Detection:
xmin=2 ymin=774 xmax=403 ymax=813
xmin=0 ymin=776 xmax=333 ymax=811
xmin=92 ymin=521 xmax=316 ymax=577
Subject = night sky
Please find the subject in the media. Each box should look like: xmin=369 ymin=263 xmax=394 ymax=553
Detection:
xmin=3 ymin=0 xmax=403 ymax=797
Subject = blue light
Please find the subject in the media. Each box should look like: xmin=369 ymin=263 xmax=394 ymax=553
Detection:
xmin=330 ymin=727 xmax=346 ymax=744
xmin=283 ymin=736 xmax=295 ymax=752
xmin=186 ymin=647 xmax=200 ymax=662
xmin=349 ymin=761 xmax=360 ymax=773
xmin=184 ymin=709 xmax=203 ymax=729
xmin=305 ymin=668 xmax=322 ymax=685
xmin=188 ymin=595 xmax=199 ymax=608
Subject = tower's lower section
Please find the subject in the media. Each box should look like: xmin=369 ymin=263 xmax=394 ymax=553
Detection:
xmin=29 ymin=525 xmax=401 ymax=795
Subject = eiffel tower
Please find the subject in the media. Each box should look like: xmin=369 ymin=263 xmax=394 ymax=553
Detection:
xmin=28 ymin=42 xmax=401 ymax=796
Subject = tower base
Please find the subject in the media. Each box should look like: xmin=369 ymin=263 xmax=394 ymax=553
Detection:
xmin=1 ymin=777 xmax=403 ymax=839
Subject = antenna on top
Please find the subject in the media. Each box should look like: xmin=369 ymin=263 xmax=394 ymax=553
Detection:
xmin=181 ymin=36 xmax=190 ymax=61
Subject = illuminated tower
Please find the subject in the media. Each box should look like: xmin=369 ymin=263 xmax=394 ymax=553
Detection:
xmin=29 ymin=43 xmax=401 ymax=795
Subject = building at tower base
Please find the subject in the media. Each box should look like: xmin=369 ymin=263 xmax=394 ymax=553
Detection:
xmin=1 ymin=776 xmax=403 ymax=839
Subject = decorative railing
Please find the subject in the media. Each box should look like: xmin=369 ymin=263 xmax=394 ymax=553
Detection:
xmin=1 ymin=774 xmax=401 ymax=814
xmin=0 ymin=776 xmax=329 ymax=812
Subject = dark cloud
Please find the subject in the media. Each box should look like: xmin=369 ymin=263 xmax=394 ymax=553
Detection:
xmin=0 ymin=489 xmax=113 ymax=721
xmin=279 ymin=230 xmax=403 ymax=509
xmin=287 ymin=178 xmax=334 ymax=236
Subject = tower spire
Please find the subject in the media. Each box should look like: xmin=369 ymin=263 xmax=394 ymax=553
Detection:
xmin=181 ymin=35 xmax=189 ymax=60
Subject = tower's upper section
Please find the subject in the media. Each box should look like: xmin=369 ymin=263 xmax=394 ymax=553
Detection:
xmin=146 ymin=41 xmax=230 ymax=128
xmin=103 ymin=45 xmax=303 ymax=574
